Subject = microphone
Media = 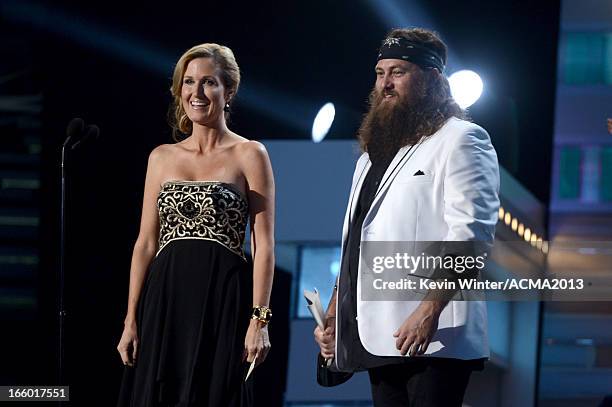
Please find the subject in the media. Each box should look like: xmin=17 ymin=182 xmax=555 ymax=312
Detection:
xmin=71 ymin=124 xmax=100 ymax=150
xmin=63 ymin=118 xmax=85 ymax=148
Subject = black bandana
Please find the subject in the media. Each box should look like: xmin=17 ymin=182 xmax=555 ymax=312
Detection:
xmin=377 ymin=36 xmax=445 ymax=73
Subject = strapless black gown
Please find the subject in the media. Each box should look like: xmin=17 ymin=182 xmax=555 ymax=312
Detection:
xmin=117 ymin=180 xmax=253 ymax=407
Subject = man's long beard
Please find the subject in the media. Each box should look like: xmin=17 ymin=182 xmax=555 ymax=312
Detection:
xmin=357 ymin=88 xmax=425 ymax=164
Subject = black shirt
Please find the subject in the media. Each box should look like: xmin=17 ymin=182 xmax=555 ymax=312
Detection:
xmin=337 ymin=151 xmax=398 ymax=371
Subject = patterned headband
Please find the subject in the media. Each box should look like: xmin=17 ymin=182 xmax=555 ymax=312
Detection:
xmin=377 ymin=36 xmax=445 ymax=73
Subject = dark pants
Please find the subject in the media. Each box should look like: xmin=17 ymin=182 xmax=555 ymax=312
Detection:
xmin=368 ymin=359 xmax=473 ymax=407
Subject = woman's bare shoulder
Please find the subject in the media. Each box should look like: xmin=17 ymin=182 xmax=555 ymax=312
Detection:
xmin=232 ymin=139 xmax=272 ymax=186
xmin=148 ymin=143 xmax=177 ymax=162
xmin=233 ymin=138 xmax=268 ymax=157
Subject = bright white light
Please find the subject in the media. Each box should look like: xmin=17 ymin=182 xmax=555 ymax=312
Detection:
xmin=448 ymin=70 xmax=483 ymax=109
xmin=312 ymin=102 xmax=335 ymax=143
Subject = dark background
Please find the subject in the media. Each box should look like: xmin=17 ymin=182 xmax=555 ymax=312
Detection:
xmin=0 ymin=0 xmax=559 ymax=405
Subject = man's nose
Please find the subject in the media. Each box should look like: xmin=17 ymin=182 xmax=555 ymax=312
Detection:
xmin=383 ymin=74 xmax=394 ymax=90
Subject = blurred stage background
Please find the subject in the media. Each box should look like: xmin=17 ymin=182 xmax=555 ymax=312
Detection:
xmin=1 ymin=0 xmax=611 ymax=405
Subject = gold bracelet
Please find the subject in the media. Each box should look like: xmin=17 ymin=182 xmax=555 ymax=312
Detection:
xmin=251 ymin=305 xmax=272 ymax=325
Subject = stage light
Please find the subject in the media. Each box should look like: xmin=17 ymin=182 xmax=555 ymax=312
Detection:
xmin=448 ymin=70 xmax=483 ymax=109
xmin=511 ymin=217 xmax=518 ymax=231
xmin=518 ymin=223 xmax=525 ymax=237
xmin=312 ymin=102 xmax=335 ymax=143
xmin=504 ymin=212 xmax=511 ymax=226
xmin=524 ymin=228 xmax=532 ymax=242
xmin=498 ymin=207 xmax=505 ymax=220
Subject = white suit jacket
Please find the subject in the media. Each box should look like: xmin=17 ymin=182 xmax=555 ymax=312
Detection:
xmin=335 ymin=117 xmax=500 ymax=361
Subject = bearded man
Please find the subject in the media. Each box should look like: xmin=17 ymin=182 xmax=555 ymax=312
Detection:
xmin=314 ymin=28 xmax=500 ymax=406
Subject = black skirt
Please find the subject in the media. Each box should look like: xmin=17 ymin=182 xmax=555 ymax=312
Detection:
xmin=117 ymin=240 xmax=253 ymax=407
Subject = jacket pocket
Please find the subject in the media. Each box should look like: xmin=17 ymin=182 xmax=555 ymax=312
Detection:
xmin=395 ymin=171 xmax=434 ymax=183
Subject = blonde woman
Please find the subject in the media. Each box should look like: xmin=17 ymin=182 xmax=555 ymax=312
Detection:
xmin=116 ymin=43 xmax=275 ymax=407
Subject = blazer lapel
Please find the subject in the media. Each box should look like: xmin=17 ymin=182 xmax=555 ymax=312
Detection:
xmin=348 ymin=158 xmax=371 ymax=223
xmin=340 ymin=156 xmax=371 ymax=252
xmin=366 ymin=141 xmax=424 ymax=222
xmin=375 ymin=145 xmax=412 ymax=196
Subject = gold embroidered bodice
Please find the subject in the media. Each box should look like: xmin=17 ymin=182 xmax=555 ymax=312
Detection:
xmin=156 ymin=181 xmax=248 ymax=259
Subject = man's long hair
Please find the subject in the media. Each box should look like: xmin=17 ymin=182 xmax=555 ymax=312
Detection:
xmin=357 ymin=28 xmax=467 ymax=160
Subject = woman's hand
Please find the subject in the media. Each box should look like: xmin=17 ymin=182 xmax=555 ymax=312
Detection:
xmin=117 ymin=321 xmax=139 ymax=367
xmin=243 ymin=319 xmax=271 ymax=367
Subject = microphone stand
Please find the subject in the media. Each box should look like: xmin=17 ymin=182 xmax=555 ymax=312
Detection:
xmin=58 ymin=135 xmax=72 ymax=389
xmin=57 ymin=121 xmax=98 ymax=404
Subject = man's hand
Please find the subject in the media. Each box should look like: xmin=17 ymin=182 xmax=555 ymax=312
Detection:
xmin=393 ymin=301 xmax=443 ymax=356
xmin=314 ymin=286 xmax=338 ymax=359
xmin=314 ymin=315 xmax=336 ymax=359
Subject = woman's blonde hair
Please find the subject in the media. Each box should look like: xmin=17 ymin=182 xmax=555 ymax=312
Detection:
xmin=168 ymin=43 xmax=241 ymax=141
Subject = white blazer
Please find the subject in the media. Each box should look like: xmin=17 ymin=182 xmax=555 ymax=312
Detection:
xmin=335 ymin=117 xmax=500 ymax=362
